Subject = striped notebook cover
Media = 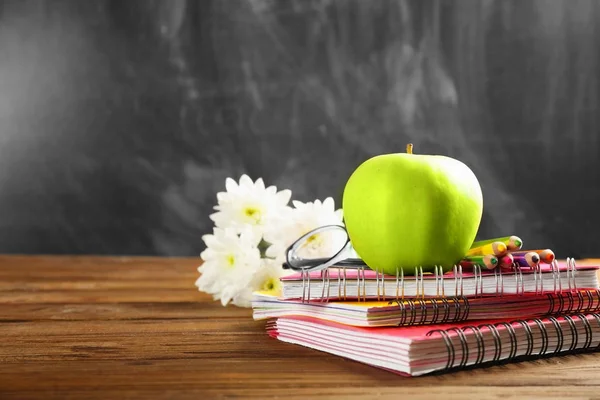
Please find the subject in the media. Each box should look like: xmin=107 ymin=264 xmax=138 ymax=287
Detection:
xmin=253 ymin=289 xmax=600 ymax=327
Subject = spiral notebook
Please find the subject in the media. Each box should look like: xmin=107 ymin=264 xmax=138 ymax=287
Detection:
xmin=268 ymin=313 xmax=600 ymax=376
xmin=254 ymin=289 xmax=600 ymax=327
xmin=280 ymin=261 xmax=599 ymax=301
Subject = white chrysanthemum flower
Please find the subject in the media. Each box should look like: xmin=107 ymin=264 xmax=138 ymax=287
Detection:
xmin=230 ymin=258 xmax=291 ymax=307
xmin=196 ymin=227 xmax=262 ymax=306
xmin=210 ymin=174 xmax=292 ymax=238
xmin=254 ymin=258 xmax=288 ymax=294
xmin=196 ymin=175 xmax=349 ymax=308
xmin=265 ymin=197 xmax=345 ymax=264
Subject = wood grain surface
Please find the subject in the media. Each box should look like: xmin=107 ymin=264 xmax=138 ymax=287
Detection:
xmin=2 ymin=255 xmax=600 ymax=399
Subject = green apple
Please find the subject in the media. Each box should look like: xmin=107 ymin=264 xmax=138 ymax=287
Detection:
xmin=342 ymin=144 xmax=483 ymax=275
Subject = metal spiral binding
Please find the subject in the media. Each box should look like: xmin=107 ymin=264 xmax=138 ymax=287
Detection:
xmin=385 ymin=296 xmax=470 ymax=326
xmin=424 ymin=324 xmax=496 ymax=370
xmin=439 ymin=297 xmax=451 ymax=324
xmin=546 ymin=292 xmax=556 ymax=314
xmin=531 ymin=318 xmax=549 ymax=355
xmin=472 ymin=265 xmax=482 ymax=298
xmin=552 ymin=260 xmax=562 ymax=293
xmin=395 ymin=267 xmax=404 ymax=301
xmin=415 ymin=266 xmax=424 ymax=299
xmin=567 ymin=258 xmax=577 ymax=291
xmin=447 ymin=327 xmax=469 ymax=368
xmin=414 ymin=299 xmax=426 ymax=325
xmin=592 ymin=290 xmax=600 ymax=313
xmin=425 ymin=314 xmax=600 ymax=371
xmin=400 ymin=299 xmax=413 ymax=326
xmin=583 ymin=290 xmax=596 ymax=314
xmin=579 ymin=290 xmax=599 ymax=314
xmin=478 ymin=323 xmax=503 ymax=362
xmin=375 ymin=269 xmax=383 ymax=301
xmin=563 ymin=291 xmax=575 ymax=314
xmin=516 ymin=263 xmax=524 ymax=295
xmin=575 ymin=313 xmax=593 ymax=350
xmin=429 ymin=297 xmax=440 ymax=323
xmin=453 ymin=265 xmax=464 ymax=298
xmin=301 ymin=270 xmax=310 ymax=303
xmin=462 ymin=325 xmax=485 ymax=365
xmin=546 ymin=290 xmax=600 ymax=316
xmin=566 ymin=259 xmax=573 ymax=291
xmin=510 ymin=319 xmax=535 ymax=356
xmin=569 ymin=314 xmax=591 ymax=352
xmin=532 ymin=262 xmax=540 ymax=294
xmin=563 ymin=315 xmax=579 ymax=352
xmin=417 ymin=299 xmax=430 ymax=325
xmin=459 ymin=296 xmax=471 ymax=321
xmin=297 ymin=257 xmax=582 ymax=303
xmin=406 ymin=299 xmax=417 ymax=326
xmin=428 ymin=329 xmax=456 ymax=370
xmin=494 ymin=267 xmax=505 ymax=297
xmin=572 ymin=291 xmax=582 ymax=314
xmin=538 ymin=261 xmax=544 ymax=293
xmin=590 ymin=314 xmax=600 ymax=352
xmin=498 ymin=262 xmax=526 ymax=296
xmin=498 ymin=321 xmax=519 ymax=360
xmin=320 ymin=268 xmax=330 ymax=303
xmin=357 ymin=266 xmax=366 ymax=301
xmin=434 ymin=265 xmax=444 ymax=297
xmin=337 ymin=268 xmax=343 ymax=300
xmin=547 ymin=316 xmax=564 ymax=353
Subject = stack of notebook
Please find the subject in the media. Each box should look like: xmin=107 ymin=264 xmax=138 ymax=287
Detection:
xmin=252 ymin=255 xmax=600 ymax=376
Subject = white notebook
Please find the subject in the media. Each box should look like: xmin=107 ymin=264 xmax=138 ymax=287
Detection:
xmin=280 ymin=261 xmax=599 ymax=301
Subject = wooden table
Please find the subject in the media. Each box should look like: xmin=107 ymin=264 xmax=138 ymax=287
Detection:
xmin=2 ymin=256 xmax=600 ymax=399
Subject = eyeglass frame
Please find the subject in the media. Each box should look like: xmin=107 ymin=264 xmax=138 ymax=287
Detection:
xmin=283 ymin=224 xmax=367 ymax=272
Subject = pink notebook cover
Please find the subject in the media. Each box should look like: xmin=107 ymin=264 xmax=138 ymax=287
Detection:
xmin=268 ymin=313 xmax=600 ymax=358
xmin=268 ymin=314 xmax=530 ymax=341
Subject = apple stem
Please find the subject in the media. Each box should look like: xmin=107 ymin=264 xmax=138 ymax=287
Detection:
xmin=406 ymin=143 xmax=413 ymax=154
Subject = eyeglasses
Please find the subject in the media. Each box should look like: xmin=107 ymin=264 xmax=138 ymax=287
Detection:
xmin=284 ymin=225 xmax=367 ymax=272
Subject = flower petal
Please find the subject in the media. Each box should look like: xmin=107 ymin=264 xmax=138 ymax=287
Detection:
xmin=255 ymin=178 xmax=265 ymax=191
xmin=216 ymin=192 xmax=227 ymax=203
xmin=220 ymin=294 xmax=231 ymax=306
xmin=335 ymin=208 xmax=344 ymax=222
xmin=276 ymin=189 xmax=292 ymax=206
xmin=225 ymin=177 xmax=238 ymax=193
xmin=323 ymin=197 xmax=334 ymax=211
xmin=239 ymin=174 xmax=253 ymax=187
xmin=209 ymin=211 xmax=224 ymax=225
xmin=201 ymin=234 xmax=218 ymax=248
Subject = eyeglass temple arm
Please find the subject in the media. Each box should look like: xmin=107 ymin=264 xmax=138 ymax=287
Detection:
xmin=282 ymin=257 xmax=368 ymax=271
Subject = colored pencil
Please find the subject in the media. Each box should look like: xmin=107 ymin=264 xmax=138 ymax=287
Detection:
xmin=513 ymin=252 xmax=540 ymax=268
xmin=466 ymin=241 xmax=507 ymax=257
xmin=498 ymin=253 xmax=514 ymax=269
xmin=460 ymin=254 xmax=498 ymax=270
xmin=511 ymin=249 xmax=555 ymax=264
xmin=471 ymin=235 xmax=523 ymax=251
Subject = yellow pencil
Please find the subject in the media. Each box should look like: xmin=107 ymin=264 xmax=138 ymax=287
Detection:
xmin=466 ymin=241 xmax=507 ymax=257
xmin=471 ymin=235 xmax=523 ymax=251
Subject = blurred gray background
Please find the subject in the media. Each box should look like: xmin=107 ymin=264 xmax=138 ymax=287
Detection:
xmin=0 ymin=0 xmax=598 ymax=258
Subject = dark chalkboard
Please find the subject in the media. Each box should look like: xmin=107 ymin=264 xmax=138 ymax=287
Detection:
xmin=0 ymin=0 xmax=598 ymax=257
